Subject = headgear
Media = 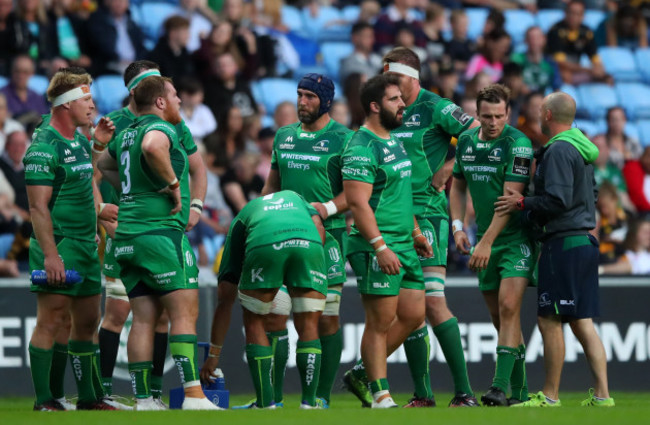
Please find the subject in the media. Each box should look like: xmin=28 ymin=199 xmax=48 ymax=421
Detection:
xmin=298 ymin=73 xmax=335 ymax=116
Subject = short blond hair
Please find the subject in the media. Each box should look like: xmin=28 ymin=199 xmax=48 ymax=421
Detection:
xmin=46 ymin=69 xmax=93 ymax=103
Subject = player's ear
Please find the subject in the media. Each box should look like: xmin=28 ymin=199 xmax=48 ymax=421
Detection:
xmin=156 ymin=96 xmax=166 ymax=110
xmin=370 ymin=101 xmax=380 ymax=114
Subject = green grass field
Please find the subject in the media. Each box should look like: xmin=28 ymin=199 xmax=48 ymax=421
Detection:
xmin=1 ymin=392 xmax=648 ymax=425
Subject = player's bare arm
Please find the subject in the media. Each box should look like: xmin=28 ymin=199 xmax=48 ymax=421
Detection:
xmin=311 ymin=192 xmax=348 ymax=221
xmin=449 ymin=177 xmax=472 ymax=255
xmin=186 ymin=151 xmax=208 ymax=231
xmin=261 ymin=168 xmax=281 ymax=196
xmin=27 ymin=185 xmax=65 ymax=285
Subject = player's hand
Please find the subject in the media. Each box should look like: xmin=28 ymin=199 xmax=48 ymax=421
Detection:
xmin=98 ymin=203 xmax=118 ymax=222
xmin=431 ymin=165 xmax=452 ymax=192
xmin=159 ymin=186 xmax=182 ymax=215
xmin=199 ymin=356 xmax=220 ymax=385
xmin=310 ymin=202 xmax=328 ymax=220
xmin=468 ymin=240 xmax=491 ymax=272
xmin=93 ymin=117 xmax=115 ymax=146
xmin=376 ymin=247 xmax=402 ymax=275
xmin=44 ymin=254 xmax=66 ymax=286
xmin=186 ymin=209 xmax=200 ymax=231
xmin=100 ymin=218 xmax=117 ymax=238
xmin=453 ymin=230 xmax=472 ymax=255
xmin=413 ymin=234 xmax=433 ymax=258
xmin=495 ymin=187 xmax=523 ymax=216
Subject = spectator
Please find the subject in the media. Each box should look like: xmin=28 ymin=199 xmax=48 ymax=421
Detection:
xmin=47 ymin=0 xmax=92 ymax=71
xmin=623 ymin=146 xmax=650 ymax=214
xmin=193 ymin=20 xmax=256 ymax=81
xmin=373 ymin=0 xmax=426 ymax=51
xmin=220 ymin=151 xmax=264 ymax=215
xmin=422 ymin=3 xmax=446 ymax=61
xmin=445 ymin=9 xmax=476 ymax=76
xmin=0 ymin=129 xmax=28 ymax=213
xmin=147 ymin=16 xmax=196 ymax=82
xmin=601 ymin=218 xmax=650 ymax=275
xmin=273 ymin=100 xmax=297 ymax=130
xmin=0 ymin=55 xmax=48 ymax=123
xmin=86 ymin=0 xmax=147 ymax=76
xmin=517 ymin=91 xmax=548 ymax=150
xmin=592 ymin=134 xmax=633 ymax=213
xmin=203 ymin=52 xmax=257 ymax=122
xmin=593 ymin=106 xmax=643 ymax=169
xmin=460 ymin=96 xmax=477 ymax=120
xmin=358 ymin=0 xmax=381 ymax=24
xmin=339 ymin=21 xmax=382 ymax=84
xmin=330 ymin=100 xmax=351 ymax=128
xmin=0 ymin=93 xmax=24 ymax=153
xmin=208 ymin=104 xmax=256 ymax=173
xmin=13 ymin=0 xmax=57 ymax=74
xmin=464 ymin=71 xmax=492 ymax=100
xmin=546 ymin=0 xmax=611 ymax=84
xmin=465 ymin=28 xmax=511 ymax=83
xmin=0 ymin=0 xmax=29 ymax=77
xmin=511 ymin=26 xmax=561 ymax=94
xmin=255 ymin=126 xmax=274 ymax=180
xmin=178 ymin=77 xmax=216 ymax=145
xmin=500 ymin=63 xmax=527 ymax=127
xmin=178 ymin=0 xmax=216 ymax=53
xmin=432 ymin=62 xmax=461 ymax=104
xmin=597 ymin=181 xmax=628 ymax=265
xmin=605 ymin=4 xmax=648 ymax=49
xmin=343 ymin=72 xmax=366 ymax=130
xmin=476 ymin=8 xmax=505 ymax=47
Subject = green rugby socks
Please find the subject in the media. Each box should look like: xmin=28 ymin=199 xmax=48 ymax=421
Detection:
xmin=29 ymin=343 xmax=53 ymax=405
xmin=69 ymin=340 xmax=97 ymax=402
xmin=50 ymin=342 xmax=68 ymax=400
xmin=267 ymin=329 xmax=289 ymax=403
xmin=169 ymin=334 xmax=200 ymax=387
xmin=492 ymin=345 xmax=518 ymax=392
xmin=510 ymin=344 xmax=528 ymax=401
xmin=92 ymin=344 xmax=105 ymax=398
xmin=404 ymin=326 xmax=433 ymax=398
xmin=296 ymin=339 xmax=322 ymax=406
xmin=434 ymin=317 xmax=474 ymax=396
xmin=316 ymin=329 xmax=342 ymax=403
xmin=246 ymin=344 xmax=274 ymax=407
xmin=128 ymin=361 xmax=152 ymax=399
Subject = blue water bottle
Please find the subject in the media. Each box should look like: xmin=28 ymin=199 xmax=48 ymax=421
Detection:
xmin=31 ymin=269 xmax=82 ymax=285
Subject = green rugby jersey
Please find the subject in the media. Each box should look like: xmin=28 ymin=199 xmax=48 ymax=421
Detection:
xmin=108 ymin=115 xmax=189 ymax=236
xmin=452 ymin=125 xmax=534 ymax=243
xmin=24 ymin=125 xmax=96 ymax=242
xmin=271 ymin=119 xmax=352 ymax=231
xmin=342 ymin=127 xmax=414 ymax=253
xmin=393 ymin=89 xmax=474 ymax=218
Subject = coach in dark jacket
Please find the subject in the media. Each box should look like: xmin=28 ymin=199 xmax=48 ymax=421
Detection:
xmin=495 ymin=92 xmax=614 ymax=408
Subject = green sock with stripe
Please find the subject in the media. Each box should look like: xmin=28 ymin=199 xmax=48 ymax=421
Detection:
xmin=169 ymin=334 xmax=200 ymax=387
xmin=246 ymin=344 xmax=274 ymax=407
xmin=50 ymin=342 xmax=68 ymax=400
xmin=369 ymin=378 xmax=390 ymax=401
xmin=128 ymin=361 xmax=153 ymax=399
xmin=316 ymin=328 xmax=343 ymax=403
xmin=296 ymin=339 xmax=322 ymax=406
xmin=29 ymin=343 xmax=53 ymax=405
xmin=69 ymin=340 xmax=97 ymax=403
xmin=267 ymin=329 xmax=289 ymax=404
xmin=91 ymin=344 xmax=105 ymax=398
xmin=510 ymin=344 xmax=529 ymax=401
xmin=492 ymin=345 xmax=518 ymax=392
xmin=404 ymin=326 xmax=433 ymax=398
xmin=433 ymin=317 xmax=474 ymax=396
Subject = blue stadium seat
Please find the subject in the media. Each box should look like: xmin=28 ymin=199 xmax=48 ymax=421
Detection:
xmin=615 ymin=82 xmax=650 ymax=120
xmin=573 ymin=119 xmax=599 ymax=138
xmin=136 ymin=2 xmax=180 ymax=41
xmin=598 ymin=47 xmax=641 ymax=82
xmin=27 ymin=75 xmax=49 ymax=95
xmin=286 ymin=32 xmax=321 ymax=66
xmin=0 ymin=76 xmax=7 ymax=89
xmin=334 ymin=81 xmax=343 ymax=100
xmin=93 ymin=75 xmax=129 ymax=115
xmin=634 ymin=48 xmax=650 ymax=83
xmin=625 ymin=121 xmax=640 ymax=142
xmin=637 ymin=120 xmax=650 ymax=146
xmin=257 ymin=78 xmax=299 ymax=115
xmin=281 ymin=5 xmax=305 ymax=34
xmin=584 ymin=10 xmax=606 ymax=31
xmin=292 ymin=65 xmax=328 ymax=80
xmin=557 ymin=83 xmax=584 ymax=116
xmin=321 ymin=42 xmax=354 ymax=81
xmin=536 ymin=9 xmax=564 ymax=33
xmin=301 ymin=6 xmax=343 ymax=41
xmin=577 ymin=83 xmax=618 ymax=120
xmin=466 ymin=8 xmax=489 ymax=41
xmin=504 ymin=10 xmax=537 ymax=45
xmin=341 ymin=5 xmax=360 ymax=23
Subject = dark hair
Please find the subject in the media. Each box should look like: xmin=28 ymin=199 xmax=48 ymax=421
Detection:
xmin=133 ymin=76 xmax=173 ymax=113
xmin=485 ymin=27 xmax=510 ymax=43
xmin=606 ymin=106 xmax=626 ymax=122
xmin=164 ymin=15 xmax=190 ymax=34
xmin=176 ymin=76 xmax=203 ymax=95
xmin=567 ymin=0 xmax=586 ymax=10
xmin=476 ymin=83 xmax=511 ymax=111
xmin=486 ymin=9 xmax=505 ymax=30
xmin=502 ymin=62 xmax=523 ymax=79
xmin=383 ymin=47 xmax=421 ymax=73
xmin=523 ymin=90 xmax=544 ymax=104
xmin=623 ymin=218 xmax=650 ymax=252
xmin=360 ymin=74 xmax=400 ymax=116
xmin=123 ymin=60 xmax=161 ymax=88
xmin=351 ymin=21 xmax=373 ymax=35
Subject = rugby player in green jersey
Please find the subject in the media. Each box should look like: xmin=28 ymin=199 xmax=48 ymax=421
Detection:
xmin=450 ymin=84 xmax=535 ymax=407
xmin=343 ymin=74 xmax=432 ymax=408
xmin=259 ymin=74 xmax=352 ymax=408
xmin=94 ymin=61 xmax=207 ymax=405
xmin=97 ymin=76 xmax=217 ymax=411
xmin=200 ymin=190 xmax=328 ymax=409
xmin=25 ymin=69 xmax=119 ymax=411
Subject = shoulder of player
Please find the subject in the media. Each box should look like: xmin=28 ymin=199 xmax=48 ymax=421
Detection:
xmin=458 ymin=125 xmax=479 ymax=140
xmin=143 ymin=119 xmax=178 ymax=137
xmin=326 ymin=120 xmax=354 ymax=136
xmin=502 ymin=126 xmax=532 ymax=145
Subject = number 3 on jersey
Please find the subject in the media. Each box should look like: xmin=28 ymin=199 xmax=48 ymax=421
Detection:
xmin=120 ymin=151 xmax=131 ymax=194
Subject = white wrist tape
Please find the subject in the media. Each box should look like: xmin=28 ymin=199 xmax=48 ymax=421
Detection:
xmin=191 ymin=198 xmax=203 ymax=208
xmin=452 ymin=219 xmax=464 ymax=234
xmin=52 ymin=85 xmax=91 ymax=107
xmin=99 ymin=203 xmax=106 ymax=214
xmin=383 ymin=62 xmax=420 ymax=80
xmin=369 ymin=235 xmax=383 ymax=244
xmin=323 ymin=201 xmax=338 ymax=218
xmin=375 ymin=244 xmax=388 ymax=253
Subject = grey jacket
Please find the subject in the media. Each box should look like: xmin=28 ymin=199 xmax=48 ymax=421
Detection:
xmin=524 ymin=140 xmax=598 ymax=240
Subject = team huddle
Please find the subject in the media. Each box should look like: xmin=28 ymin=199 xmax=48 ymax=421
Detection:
xmin=25 ymin=47 xmax=614 ymax=411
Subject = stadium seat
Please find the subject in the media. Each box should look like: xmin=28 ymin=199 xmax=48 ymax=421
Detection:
xmin=341 ymin=5 xmax=360 ymax=23
xmin=557 ymin=83 xmax=585 ymax=116
xmin=598 ymin=47 xmax=641 ymax=82
xmin=577 ymin=83 xmax=618 ymax=120
xmin=584 ymin=10 xmax=606 ymax=31
xmin=536 ymin=9 xmax=564 ymax=33
xmin=136 ymin=2 xmax=179 ymax=41
xmin=27 ymin=75 xmax=49 ymax=95
xmin=504 ymin=10 xmax=537 ymax=45
xmin=466 ymin=8 xmax=489 ymax=41
xmin=92 ymin=75 xmax=129 ymax=115
xmin=573 ymin=119 xmax=599 ymax=138
xmin=637 ymin=120 xmax=650 ymax=146
xmin=250 ymin=81 xmax=262 ymax=105
xmin=301 ymin=6 xmax=343 ymax=41
xmin=334 ymin=81 xmax=343 ymax=100
xmin=0 ymin=76 xmax=7 ymax=89
xmin=615 ymin=82 xmax=650 ymax=120
xmin=634 ymin=48 xmax=650 ymax=83
xmin=321 ymin=42 xmax=354 ymax=80
xmin=625 ymin=121 xmax=640 ymax=142
xmin=292 ymin=65 xmax=328 ymax=80
xmin=286 ymin=32 xmax=321 ymax=66
xmin=257 ymin=78 xmax=299 ymax=115
xmin=281 ymin=5 xmax=305 ymax=34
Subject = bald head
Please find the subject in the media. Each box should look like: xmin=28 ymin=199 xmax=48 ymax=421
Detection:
xmin=543 ymin=92 xmax=576 ymax=125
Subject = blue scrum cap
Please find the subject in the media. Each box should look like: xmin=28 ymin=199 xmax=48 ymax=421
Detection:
xmin=298 ymin=73 xmax=335 ymax=116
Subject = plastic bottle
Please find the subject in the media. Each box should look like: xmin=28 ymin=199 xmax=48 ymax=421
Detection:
xmin=31 ymin=270 xmax=82 ymax=285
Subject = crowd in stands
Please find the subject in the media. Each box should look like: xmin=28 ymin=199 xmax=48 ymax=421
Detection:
xmin=0 ymin=0 xmax=649 ymax=276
